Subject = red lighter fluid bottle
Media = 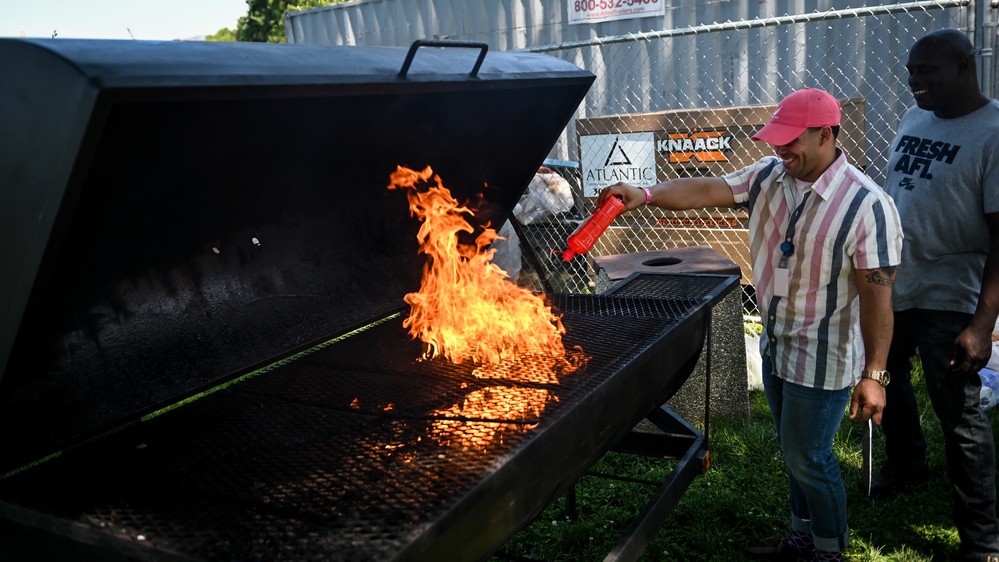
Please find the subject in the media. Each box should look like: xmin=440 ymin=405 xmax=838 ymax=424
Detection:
xmin=562 ymin=195 xmax=625 ymax=261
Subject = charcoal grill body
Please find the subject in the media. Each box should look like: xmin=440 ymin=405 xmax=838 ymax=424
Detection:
xmin=0 ymin=38 xmax=593 ymax=469
xmin=0 ymin=38 xmax=738 ymax=561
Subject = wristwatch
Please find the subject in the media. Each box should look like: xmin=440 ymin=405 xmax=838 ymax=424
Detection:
xmin=861 ymin=370 xmax=890 ymax=387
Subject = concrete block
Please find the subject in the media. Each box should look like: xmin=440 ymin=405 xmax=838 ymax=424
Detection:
xmin=594 ymin=247 xmax=749 ymax=422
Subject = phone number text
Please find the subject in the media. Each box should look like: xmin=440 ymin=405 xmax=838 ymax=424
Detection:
xmin=573 ymin=0 xmax=659 ymax=11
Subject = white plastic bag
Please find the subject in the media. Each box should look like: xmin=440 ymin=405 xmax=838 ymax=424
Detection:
xmin=515 ymin=172 xmax=574 ymax=225
xmin=490 ymin=219 xmax=522 ymax=281
xmin=746 ymin=332 xmax=763 ymax=390
xmin=980 ymin=368 xmax=999 ymax=411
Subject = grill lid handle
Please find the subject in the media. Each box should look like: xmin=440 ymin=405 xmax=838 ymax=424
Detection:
xmin=398 ymin=39 xmax=489 ymax=78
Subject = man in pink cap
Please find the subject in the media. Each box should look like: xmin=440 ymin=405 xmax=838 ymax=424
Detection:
xmin=599 ymin=87 xmax=903 ymax=561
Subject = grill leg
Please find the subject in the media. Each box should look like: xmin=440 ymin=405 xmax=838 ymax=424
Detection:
xmin=703 ymin=313 xmax=712 ymax=449
xmin=599 ymin=316 xmax=715 ymax=561
xmin=603 ymin=407 xmax=708 ymax=562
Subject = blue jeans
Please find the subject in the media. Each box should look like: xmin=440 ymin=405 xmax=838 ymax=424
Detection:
xmin=883 ymin=309 xmax=999 ymax=559
xmin=762 ymin=354 xmax=851 ymax=553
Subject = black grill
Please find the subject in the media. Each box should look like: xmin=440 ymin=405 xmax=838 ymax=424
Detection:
xmin=0 ymin=37 xmax=738 ymax=562
xmin=0 ymin=274 xmax=734 ymax=561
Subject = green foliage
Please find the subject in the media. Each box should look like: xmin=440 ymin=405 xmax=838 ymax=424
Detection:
xmin=235 ymin=0 xmax=351 ymax=43
xmin=206 ymin=27 xmax=237 ymax=42
xmin=494 ymin=359 xmax=999 ymax=561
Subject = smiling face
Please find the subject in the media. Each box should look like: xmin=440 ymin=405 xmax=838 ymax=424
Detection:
xmin=905 ymin=30 xmax=984 ymax=119
xmin=906 ymin=44 xmax=963 ymax=116
xmin=773 ymin=127 xmax=834 ymax=182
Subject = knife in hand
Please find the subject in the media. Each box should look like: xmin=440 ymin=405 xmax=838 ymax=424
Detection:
xmin=862 ymin=417 xmax=873 ymax=496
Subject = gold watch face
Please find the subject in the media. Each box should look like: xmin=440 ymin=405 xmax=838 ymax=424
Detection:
xmin=864 ymin=370 xmax=889 ymax=386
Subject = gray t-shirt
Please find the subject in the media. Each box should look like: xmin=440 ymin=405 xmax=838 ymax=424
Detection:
xmin=884 ymin=99 xmax=999 ymax=314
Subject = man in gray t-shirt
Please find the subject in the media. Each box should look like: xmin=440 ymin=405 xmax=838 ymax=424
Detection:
xmin=876 ymin=28 xmax=999 ymax=561
xmin=888 ymin=101 xmax=999 ymax=315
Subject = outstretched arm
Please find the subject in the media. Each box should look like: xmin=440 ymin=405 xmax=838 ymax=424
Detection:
xmin=597 ymin=177 xmax=737 ymax=214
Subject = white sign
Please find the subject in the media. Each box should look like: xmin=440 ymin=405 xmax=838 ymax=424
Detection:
xmin=568 ymin=0 xmax=665 ymax=25
xmin=580 ymin=132 xmax=657 ymax=197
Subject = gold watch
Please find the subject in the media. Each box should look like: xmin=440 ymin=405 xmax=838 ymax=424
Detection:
xmin=861 ymin=370 xmax=890 ymax=387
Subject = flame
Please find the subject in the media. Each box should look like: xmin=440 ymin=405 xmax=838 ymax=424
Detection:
xmin=388 ymin=165 xmax=566 ymax=365
xmin=429 ymin=386 xmax=550 ymax=449
xmin=471 ymin=346 xmax=589 ymax=384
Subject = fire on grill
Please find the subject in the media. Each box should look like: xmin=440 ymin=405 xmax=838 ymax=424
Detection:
xmin=386 ymin=164 xmax=569 ymax=367
xmin=0 ymin=38 xmax=738 ymax=561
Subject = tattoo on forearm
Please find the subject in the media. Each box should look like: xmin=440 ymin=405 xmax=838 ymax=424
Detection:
xmin=865 ymin=266 xmax=896 ymax=287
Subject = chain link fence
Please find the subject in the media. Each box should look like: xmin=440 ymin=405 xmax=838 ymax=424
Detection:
xmin=509 ymin=1 xmax=971 ymax=316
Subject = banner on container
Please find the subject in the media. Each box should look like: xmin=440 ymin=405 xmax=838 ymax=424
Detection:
xmin=579 ymin=132 xmax=656 ymax=197
xmin=568 ymin=0 xmax=665 ymax=25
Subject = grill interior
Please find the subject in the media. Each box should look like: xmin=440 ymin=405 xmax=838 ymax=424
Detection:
xmin=0 ymin=38 xmax=594 ymax=475
xmin=0 ymin=274 xmax=736 ymax=561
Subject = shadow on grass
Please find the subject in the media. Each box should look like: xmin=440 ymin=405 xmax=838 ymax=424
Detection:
xmin=494 ymin=362 xmax=998 ymax=561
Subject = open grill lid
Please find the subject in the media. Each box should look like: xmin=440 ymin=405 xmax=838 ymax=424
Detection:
xmin=0 ymin=38 xmax=594 ymax=473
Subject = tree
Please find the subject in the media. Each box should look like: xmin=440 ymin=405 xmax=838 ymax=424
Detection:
xmin=206 ymin=27 xmax=238 ymax=42
xmin=234 ymin=0 xmax=348 ymax=43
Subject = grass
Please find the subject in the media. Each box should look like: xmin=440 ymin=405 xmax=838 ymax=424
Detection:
xmin=492 ymin=359 xmax=999 ymax=561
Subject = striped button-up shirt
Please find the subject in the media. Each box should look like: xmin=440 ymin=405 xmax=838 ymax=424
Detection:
xmin=723 ymin=151 xmax=903 ymax=390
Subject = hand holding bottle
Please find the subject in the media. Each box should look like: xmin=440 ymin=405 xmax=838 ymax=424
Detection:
xmin=561 ymin=195 xmax=624 ymax=261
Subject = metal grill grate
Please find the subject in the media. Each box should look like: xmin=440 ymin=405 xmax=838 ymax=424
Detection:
xmin=0 ymin=274 xmax=735 ymax=561
xmin=553 ymin=293 xmax=700 ymax=319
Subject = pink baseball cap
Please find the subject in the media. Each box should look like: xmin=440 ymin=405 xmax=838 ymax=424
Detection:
xmin=752 ymin=88 xmax=841 ymax=146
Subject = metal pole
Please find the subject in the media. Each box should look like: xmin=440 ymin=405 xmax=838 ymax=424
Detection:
xmin=972 ymin=0 xmax=995 ymax=98
xmin=982 ymin=2 xmax=996 ymax=99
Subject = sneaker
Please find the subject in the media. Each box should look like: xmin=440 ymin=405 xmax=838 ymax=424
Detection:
xmin=746 ymin=540 xmax=811 ymax=561
xmin=869 ymin=464 xmax=931 ymax=500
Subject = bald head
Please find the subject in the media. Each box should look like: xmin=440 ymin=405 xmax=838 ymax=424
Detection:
xmin=913 ymin=28 xmax=975 ymax=61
